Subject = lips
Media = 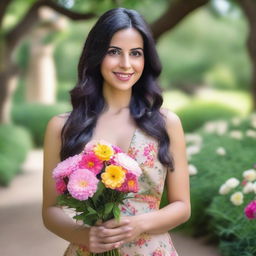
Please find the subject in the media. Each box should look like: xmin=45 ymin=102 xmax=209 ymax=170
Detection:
xmin=113 ymin=72 xmax=134 ymax=81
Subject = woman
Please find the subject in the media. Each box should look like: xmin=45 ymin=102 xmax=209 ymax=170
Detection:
xmin=42 ymin=7 xmax=190 ymax=256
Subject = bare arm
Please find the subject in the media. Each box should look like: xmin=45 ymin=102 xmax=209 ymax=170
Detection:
xmin=138 ymin=109 xmax=191 ymax=234
xmin=42 ymin=115 xmax=90 ymax=247
xmin=42 ymin=115 xmax=130 ymax=253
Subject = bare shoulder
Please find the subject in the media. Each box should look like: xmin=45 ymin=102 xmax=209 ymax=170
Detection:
xmin=45 ymin=112 xmax=70 ymax=135
xmin=160 ymin=108 xmax=183 ymax=134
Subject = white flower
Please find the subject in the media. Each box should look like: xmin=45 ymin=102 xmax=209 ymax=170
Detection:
xmin=187 ymin=145 xmax=201 ymax=156
xmin=219 ymin=184 xmax=231 ymax=195
xmin=230 ymin=192 xmax=244 ymax=206
xmin=216 ymin=121 xmax=228 ymax=135
xmin=188 ymin=164 xmax=198 ymax=175
xmin=243 ymin=182 xmax=255 ymax=194
xmin=229 ymin=130 xmax=243 ymax=140
xmin=114 ymin=153 xmax=142 ymax=176
xmin=243 ymin=169 xmax=256 ymax=182
xmin=204 ymin=122 xmax=216 ymax=133
xmin=225 ymin=177 xmax=240 ymax=188
xmin=216 ymin=147 xmax=226 ymax=156
xmin=231 ymin=117 xmax=242 ymax=126
xmin=185 ymin=134 xmax=202 ymax=145
xmin=246 ymin=129 xmax=256 ymax=139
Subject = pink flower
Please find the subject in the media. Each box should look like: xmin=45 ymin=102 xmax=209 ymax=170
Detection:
xmin=67 ymin=169 xmax=98 ymax=200
xmin=113 ymin=153 xmax=142 ymax=176
xmin=55 ymin=178 xmax=67 ymax=194
xmin=117 ymin=173 xmax=139 ymax=193
xmin=52 ymin=154 xmax=81 ymax=179
xmin=79 ymin=152 xmax=103 ymax=175
xmin=244 ymin=200 xmax=256 ymax=219
xmin=112 ymin=145 xmax=123 ymax=154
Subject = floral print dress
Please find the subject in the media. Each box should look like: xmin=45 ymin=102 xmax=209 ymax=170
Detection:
xmin=64 ymin=128 xmax=179 ymax=256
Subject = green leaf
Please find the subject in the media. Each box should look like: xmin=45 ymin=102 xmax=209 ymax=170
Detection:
xmin=103 ymin=202 xmax=114 ymax=217
xmin=113 ymin=204 xmax=120 ymax=221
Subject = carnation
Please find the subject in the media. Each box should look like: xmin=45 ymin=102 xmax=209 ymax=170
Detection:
xmin=67 ymin=169 xmax=98 ymax=200
xmin=243 ymin=169 xmax=256 ymax=182
xmin=230 ymin=191 xmax=244 ymax=206
xmin=53 ymin=154 xmax=82 ymax=179
xmin=243 ymin=182 xmax=255 ymax=194
xmin=216 ymin=147 xmax=226 ymax=156
xmin=229 ymin=130 xmax=243 ymax=140
xmin=113 ymin=153 xmax=142 ymax=176
xmin=244 ymin=200 xmax=256 ymax=219
xmin=219 ymin=184 xmax=231 ymax=195
xmin=225 ymin=177 xmax=240 ymax=188
xmin=188 ymin=164 xmax=198 ymax=175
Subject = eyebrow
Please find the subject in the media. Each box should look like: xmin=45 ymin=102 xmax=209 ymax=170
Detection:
xmin=108 ymin=46 xmax=144 ymax=51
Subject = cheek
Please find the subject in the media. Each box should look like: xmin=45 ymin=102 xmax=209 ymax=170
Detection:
xmin=134 ymin=59 xmax=144 ymax=74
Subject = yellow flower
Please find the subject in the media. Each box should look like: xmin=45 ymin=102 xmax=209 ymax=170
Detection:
xmin=101 ymin=165 xmax=125 ymax=189
xmin=230 ymin=191 xmax=244 ymax=206
xmin=94 ymin=143 xmax=114 ymax=161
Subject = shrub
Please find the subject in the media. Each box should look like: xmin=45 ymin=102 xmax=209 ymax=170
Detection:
xmin=176 ymin=100 xmax=240 ymax=133
xmin=12 ymin=102 xmax=71 ymax=147
xmin=208 ymin=169 xmax=256 ymax=256
xmin=0 ymin=124 xmax=33 ymax=186
xmin=179 ymin=113 xmax=256 ymax=236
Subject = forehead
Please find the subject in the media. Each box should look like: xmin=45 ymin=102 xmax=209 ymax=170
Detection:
xmin=109 ymin=28 xmax=144 ymax=48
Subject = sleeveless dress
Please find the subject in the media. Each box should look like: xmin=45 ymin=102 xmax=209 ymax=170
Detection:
xmin=64 ymin=128 xmax=179 ymax=256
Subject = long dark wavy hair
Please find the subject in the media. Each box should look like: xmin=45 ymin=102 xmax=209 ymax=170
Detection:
xmin=60 ymin=7 xmax=174 ymax=171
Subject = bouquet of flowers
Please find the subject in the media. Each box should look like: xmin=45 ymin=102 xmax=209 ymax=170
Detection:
xmin=52 ymin=140 xmax=142 ymax=256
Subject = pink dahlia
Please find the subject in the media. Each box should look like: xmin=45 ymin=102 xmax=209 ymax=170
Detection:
xmin=67 ymin=169 xmax=98 ymax=200
xmin=117 ymin=173 xmax=139 ymax=193
xmin=52 ymin=154 xmax=81 ymax=179
xmin=79 ymin=152 xmax=103 ymax=175
xmin=55 ymin=178 xmax=67 ymax=194
xmin=113 ymin=153 xmax=142 ymax=176
xmin=244 ymin=200 xmax=256 ymax=219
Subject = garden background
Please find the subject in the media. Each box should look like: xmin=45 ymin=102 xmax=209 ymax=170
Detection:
xmin=0 ymin=0 xmax=256 ymax=255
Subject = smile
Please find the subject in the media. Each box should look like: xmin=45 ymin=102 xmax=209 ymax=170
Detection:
xmin=113 ymin=72 xmax=134 ymax=81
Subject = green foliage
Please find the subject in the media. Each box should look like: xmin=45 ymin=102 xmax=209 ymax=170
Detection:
xmin=208 ymin=185 xmax=256 ymax=255
xmin=12 ymin=102 xmax=71 ymax=147
xmin=157 ymin=8 xmax=250 ymax=90
xmin=176 ymin=100 xmax=239 ymax=132
xmin=180 ymin=113 xmax=256 ymax=239
xmin=0 ymin=124 xmax=32 ymax=186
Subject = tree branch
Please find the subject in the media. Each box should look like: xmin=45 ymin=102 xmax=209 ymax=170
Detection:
xmin=150 ymin=0 xmax=210 ymax=41
xmin=5 ymin=0 xmax=96 ymax=52
xmin=0 ymin=0 xmax=13 ymax=28
xmin=238 ymin=0 xmax=256 ymax=25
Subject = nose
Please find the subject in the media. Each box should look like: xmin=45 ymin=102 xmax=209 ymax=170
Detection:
xmin=119 ymin=53 xmax=131 ymax=69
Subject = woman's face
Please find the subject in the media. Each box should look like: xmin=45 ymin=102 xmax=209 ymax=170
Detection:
xmin=100 ymin=28 xmax=145 ymax=92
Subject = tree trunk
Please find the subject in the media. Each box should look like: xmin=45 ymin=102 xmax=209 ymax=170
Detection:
xmin=238 ymin=0 xmax=256 ymax=111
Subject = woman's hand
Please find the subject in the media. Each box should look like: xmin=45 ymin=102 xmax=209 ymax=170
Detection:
xmin=88 ymin=216 xmax=143 ymax=253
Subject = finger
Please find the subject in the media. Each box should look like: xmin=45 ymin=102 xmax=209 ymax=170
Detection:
xmin=98 ymin=225 xmax=133 ymax=238
xmin=91 ymin=240 xmax=123 ymax=253
xmin=103 ymin=218 xmax=130 ymax=229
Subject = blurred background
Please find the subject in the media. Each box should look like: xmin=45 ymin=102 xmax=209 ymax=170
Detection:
xmin=0 ymin=0 xmax=256 ymax=255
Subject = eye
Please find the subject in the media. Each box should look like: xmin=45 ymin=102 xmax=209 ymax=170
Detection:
xmin=130 ymin=50 xmax=143 ymax=57
xmin=107 ymin=48 xmax=121 ymax=56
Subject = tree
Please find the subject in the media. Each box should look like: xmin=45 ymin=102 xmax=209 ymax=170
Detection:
xmin=1 ymin=0 xmax=255 ymax=124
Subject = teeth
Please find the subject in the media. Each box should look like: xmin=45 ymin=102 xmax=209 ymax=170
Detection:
xmin=115 ymin=73 xmax=132 ymax=78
